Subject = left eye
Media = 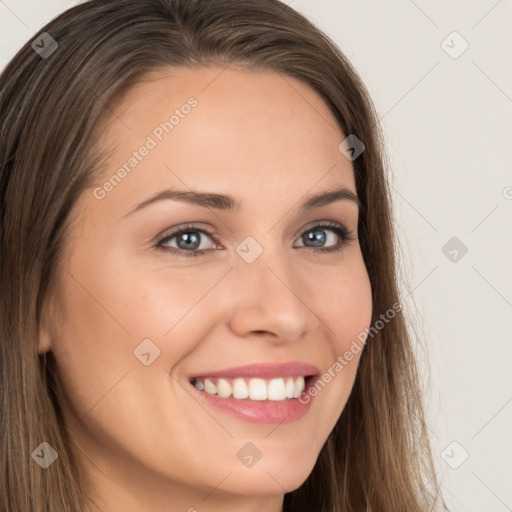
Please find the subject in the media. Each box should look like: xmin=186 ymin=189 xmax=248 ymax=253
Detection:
xmin=155 ymin=222 xmax=355 ymax=258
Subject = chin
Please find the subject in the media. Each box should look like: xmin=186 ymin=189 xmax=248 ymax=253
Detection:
xmin=219 ymin=454 xmax=317 ymax=496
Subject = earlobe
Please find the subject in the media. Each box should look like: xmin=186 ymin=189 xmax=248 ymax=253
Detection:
xmin=38 ymin=295 xmax=57 ymax=354
xmin=38 ymin=322 xmax=52 ymax=354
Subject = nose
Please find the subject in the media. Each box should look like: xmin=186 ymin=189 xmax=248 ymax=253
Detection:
xmin=226 ymin=243 xmax=320 ymax=344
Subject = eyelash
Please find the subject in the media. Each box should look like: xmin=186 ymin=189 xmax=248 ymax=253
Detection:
xmin=154 ymin=222 xmax=356 ymax=258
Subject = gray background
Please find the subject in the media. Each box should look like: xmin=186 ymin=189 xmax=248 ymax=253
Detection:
xmin=1 ymin=1 xmax=511 ymax=510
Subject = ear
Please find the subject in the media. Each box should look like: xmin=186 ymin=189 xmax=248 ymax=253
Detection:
xmin=38 ymin=293 xmax=57 ymax=355
xmin=38 ymin=320 xmax=52 ymax=354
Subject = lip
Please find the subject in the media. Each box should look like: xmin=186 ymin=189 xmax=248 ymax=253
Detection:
xmin=188 ymin=361 xmax=320 ymax=380
xmin=187 ymin=362 xmax=320 ymax=424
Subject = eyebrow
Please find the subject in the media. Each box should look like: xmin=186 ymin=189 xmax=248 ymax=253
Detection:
xmin=123 ymin=185 xmax=360 ymax=218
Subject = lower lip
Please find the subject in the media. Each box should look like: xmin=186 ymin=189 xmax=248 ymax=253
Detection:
xmin=189 ymin=376 xmax=318 ymax=424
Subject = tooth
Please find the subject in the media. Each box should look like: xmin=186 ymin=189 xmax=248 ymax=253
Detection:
xmin=232 ymin=378 xmax=249 ymax=399
xmin=217 ymin=378 xmax=232 ymax=398
xmin=203 ymin=378 xmax=217 ymax=395
xmin=199 ymin=375 xmax=308 ymax=401
xmin=248 ymin=378 xmax=267 ymax=400
xmin=293 ymin=376 xmax=305 ymax=398
xmin=268 ymin=378 xmax=287 ymax=401
xmin=285 ymin=377 xmax=295 ymax=399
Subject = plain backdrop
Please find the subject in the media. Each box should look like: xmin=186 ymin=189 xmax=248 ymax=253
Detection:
xmin=1 ymin=1 xmax=511 ymax=510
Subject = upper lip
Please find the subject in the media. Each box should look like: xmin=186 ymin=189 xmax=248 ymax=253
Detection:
xmin=189 ymin=362 xmax=320 ymax=380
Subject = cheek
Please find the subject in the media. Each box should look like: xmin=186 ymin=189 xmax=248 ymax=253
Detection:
xmin=51 ymin=246 xmax=226 ymax=402
xmin=317 ymin=258 xmax=373 ymax=355
xmin=49 ymin=263 xmax=137 ymax=419
xmin=311 ymin=258 xmax=371 ymax=408
xmin=281 ymin=257 xmax=372 ymax=454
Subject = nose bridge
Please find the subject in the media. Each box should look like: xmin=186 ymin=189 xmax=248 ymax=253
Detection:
xmin=227 ymin=237 xmax=314 ymax=340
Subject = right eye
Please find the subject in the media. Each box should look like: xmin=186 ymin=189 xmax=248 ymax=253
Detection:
xmin=155 ymin=224 xmax=219 ymax=258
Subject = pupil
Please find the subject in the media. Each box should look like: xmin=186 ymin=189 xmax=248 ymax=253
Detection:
xmin=178 ymin=232 xmax=200 ymax=250
xmin=306 ymin=229 xmax=325 ymax=247
xmin=175 ymin=229 xmax=327 ymax=251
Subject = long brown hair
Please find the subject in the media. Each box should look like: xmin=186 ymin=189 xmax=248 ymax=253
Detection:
xmin=0 ymin=0 xmax=447 ymax=510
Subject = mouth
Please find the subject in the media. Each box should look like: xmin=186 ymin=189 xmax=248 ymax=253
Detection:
xmin=187 ymin=362 xmax=320 ymax=424
xmin=189 ymin=375 xmax=314 ymax=401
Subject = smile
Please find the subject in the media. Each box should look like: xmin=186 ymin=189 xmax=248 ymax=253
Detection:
xmin=190 ymin=375 xmax=307 ymax=401
xmin=187 ymin=362 xmax=319 ymax=424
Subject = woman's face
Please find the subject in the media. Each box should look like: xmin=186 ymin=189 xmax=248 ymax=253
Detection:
xmin=40 ymin=66 xmax=373 ymax=511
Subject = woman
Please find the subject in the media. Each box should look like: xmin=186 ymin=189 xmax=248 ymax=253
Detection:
xmin=0 ymin=0 xmax=447 ymax=510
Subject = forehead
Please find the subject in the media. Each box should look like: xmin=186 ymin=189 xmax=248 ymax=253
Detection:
xmin=106 ymin=65 xmax=341 ymax=131
xmin=94 ymin=65 xmax=355 ymax=210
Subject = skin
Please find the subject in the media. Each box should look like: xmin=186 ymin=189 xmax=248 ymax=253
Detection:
xmin=39 ymin=65 xmax=373 ymax=512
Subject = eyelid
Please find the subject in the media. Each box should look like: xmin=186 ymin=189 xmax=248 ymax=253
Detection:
xmin=154 ymin=220 xmax=356 ymax=256
xmin=155 ymin=222 xmax=220 ymax=248
xmin=293 ymin=220 xmax=346 ymax=241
